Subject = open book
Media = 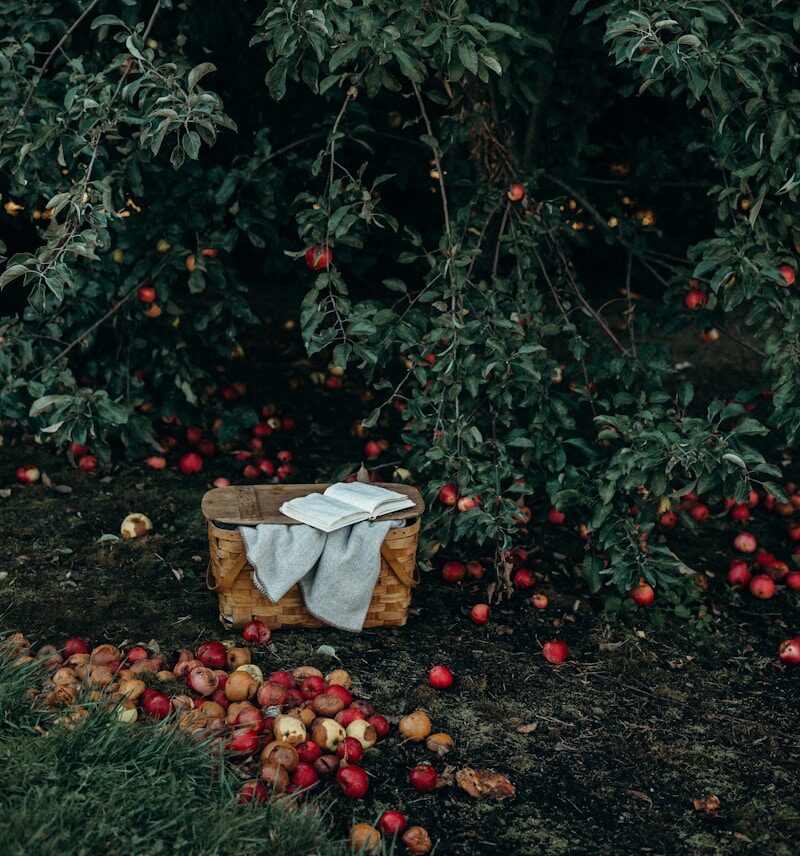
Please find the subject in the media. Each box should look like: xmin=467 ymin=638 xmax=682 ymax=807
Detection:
xmin=279 ymin=482 xmax=414 ymax=532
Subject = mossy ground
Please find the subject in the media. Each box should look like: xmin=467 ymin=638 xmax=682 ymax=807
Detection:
xmin=1 ymin=327 xmax=798 ymax=855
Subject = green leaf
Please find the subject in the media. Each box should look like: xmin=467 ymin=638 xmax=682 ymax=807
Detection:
xmin=266 ymin=59 xmax=289 ymax=100
xmin=182 ymin=131 xmax=201 ymax=160
xmin=393 ymin=49 xmax=423 ymax=83
xmin=188 ymin=62 xmax=217 ymax=91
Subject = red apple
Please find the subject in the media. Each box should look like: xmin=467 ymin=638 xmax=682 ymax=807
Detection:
xmin=457 ymin=494 xmax=480 ymax=512
xmin=378 ymin=810 xmax=408 ymax=836
xmin=242 ymin=620 xmax=271 ymax=644
xmin=145 ymin=456 xmax=166 ymax=470
xmin=336 ymin=764 xmax=369 ymax=799
xmin=296 ymin=741 xmax=323 ymax=764
xmin=363 ymin=441 xmax=382 ymax=459
xmin=196 ymin=641 xmax=227 ymax=669
xmin=291 ymin=761 xmax=320 ymax=789
xmin=659 ymin=511 xmax=678 ymax=527
xmin=428 ymin=665 xmax=454 ymax=690
xmin=78 ymin=455 xmax=98 ymax=473
xmin=470 ymin=603 xmax=490 ymax=625
xmin=226 ymin=728 xmax=261 ymax=757
xmin=137 ymin=286 xmax=156 ymax=303
xmin=778 ymin=637 xmax=800 ymax=664
xmin=238 ymin=780 xmax=268 ymax=804
xmin=755 ymin=550 xmax=777 ymax=567
xmin=628 ymin=581 xmax=655 ymax=606
xmin=336 ymin=736 xmax=364 ymax=763
xmin=684 ymin=290 xmax=707 ymax=310
xmin=749 ymin=574 xmax=776 ymax=599
xmin=178 ymin=453 xmax=203 ymax=475
xmin=547 ymin=508 xmax=565 ymax=525
xmin=336 ymin=708 xmax=365 ymax=728
xmin=305 ymin=246 xmax=333 ymax=271
xmin=531 ymin=593 xmax=548 ymax=610
xmin=441 ymin=561 xmax=465 ymax=583
xmin=408 ymin=763 xmax=438 ymax=792
xmin=764 ymin=561 xmax=789 ymax=581
xmin=300 ymin=675 xmax=327 ymax=699
xmin=729 ymin=503 xmax=750 ymax=523
xmin=513 ymin=568 xmax=535 ymax=589
xmin=465 ymin=559 xmax=484 ymax=580
xmin=733 ymin=532 xmax=757 ymax=553
xmin=542 ymin=640 xmax=569 ymax=664
xmin=690 ymin=503 xmax=710 ymax=522
xmin=726 ymin=560 xmax=751 ymax=588
xmin=438 ymin=484 xmax=457 ymax=506
xmin=368 ymin=714 xmax=390 ymax=739
xmin=778 ymin=265 xmax=795 ymax=286
xmin=142 ymin=690 xmax=171 ymax=720
xmin=62 ymin=636 xmax=89 ymax=657
xmin=785 ymin=572 xmax=800 ymax=590
xmin=507 ymin=182 xmax=525 ymax=202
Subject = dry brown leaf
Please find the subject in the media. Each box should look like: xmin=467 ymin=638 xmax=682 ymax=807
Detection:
xmin=436 ymin=764 xmax=456 ymax=788
xmin=41 ymin=472 xmax=71 ymax=493
xmin=456 ymin=767 xmax=515 ymax=801
xmin=515 ymin=723 xmax=538 ymax=734
xmin=692 ymin=794 xmax=721 ymax=816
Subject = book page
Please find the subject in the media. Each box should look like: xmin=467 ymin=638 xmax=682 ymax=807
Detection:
xmin=325 ymin=482 xmax=410 ymax=515
xmin=281 ymin=493 xmax=361 ymax=527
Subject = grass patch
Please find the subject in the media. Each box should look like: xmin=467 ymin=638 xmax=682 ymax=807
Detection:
xmin=0 ymin=652 xmax=350 ymax=856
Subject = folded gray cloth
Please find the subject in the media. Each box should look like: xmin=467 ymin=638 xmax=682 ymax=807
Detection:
xmin=239 ymin=519 xmax=402 ymax=632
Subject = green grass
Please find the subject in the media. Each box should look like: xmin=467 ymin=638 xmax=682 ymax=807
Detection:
xmin=0 ymin=651 xmax=352 ymax=856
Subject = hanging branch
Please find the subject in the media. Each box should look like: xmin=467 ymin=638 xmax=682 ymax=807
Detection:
xmin=412 ymin=81 xmax=451 ymax=239
xmin=13 ymin=0 xmax=103 ymax=127
xmin=544 ymin=174 xmax=673 ymax=290
xmin=625 ymin=250 xmax=637 ymax=358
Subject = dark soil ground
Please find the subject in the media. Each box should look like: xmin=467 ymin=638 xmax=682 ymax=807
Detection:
xmin=1 ymin=323 xmax=799 ymax=855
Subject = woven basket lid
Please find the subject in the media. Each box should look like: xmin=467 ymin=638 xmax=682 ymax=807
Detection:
xmin=202 ymin=483 xmax=425 ymax=526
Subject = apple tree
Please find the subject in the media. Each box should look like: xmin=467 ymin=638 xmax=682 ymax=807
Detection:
xmin=0 ymin=0 xmax=797 ymax=602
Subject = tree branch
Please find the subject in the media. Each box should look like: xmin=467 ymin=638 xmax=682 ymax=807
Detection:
xmin=412 ymin=81 xmax=450 ymax=239
xmin=544 ymin=174 xmax=673 ymax=290
xmin=13 ymin=0 xmax=103 ymax=127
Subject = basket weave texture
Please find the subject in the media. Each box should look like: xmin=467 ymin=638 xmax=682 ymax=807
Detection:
xmin=202 ymin=484 xmax=423 ymax=629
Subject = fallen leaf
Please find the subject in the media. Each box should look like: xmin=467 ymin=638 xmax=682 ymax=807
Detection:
xmin=0 ymin=488 xmax=11 ymax=499
xmin=692 ymin=793 xmax=721 ymax=817
xmin=515 ymin=723 xmax=538 ymax=734
xmin=316 ymin=644 xmax=338 ymax=658
xmin=41 ymin=472 xmax=72 ymax=493
xmin=436 ymin=765 xmax=455 ymax=788
xmin=456 ymin=767 xmax=515 ymax=801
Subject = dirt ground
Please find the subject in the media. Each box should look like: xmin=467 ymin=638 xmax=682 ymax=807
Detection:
xmin=1 ymin=323 xmax=799 ymax=855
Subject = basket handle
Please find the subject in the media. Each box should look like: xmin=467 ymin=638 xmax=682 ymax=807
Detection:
xmin=206 ymin=558 xmax=244 ymax=592
xmin=381 ymin=542 xmax=419 ymax=588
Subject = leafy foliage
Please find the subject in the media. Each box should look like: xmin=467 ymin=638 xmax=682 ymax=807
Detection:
xmin=0 ymin=0 xmax=797 ymax=599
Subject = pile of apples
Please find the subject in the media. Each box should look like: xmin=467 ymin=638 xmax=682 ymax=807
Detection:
xmin=142 ymin=402 xmax=298 ymax=484
xmin=4 ymin=623 xmax=434 ymax=853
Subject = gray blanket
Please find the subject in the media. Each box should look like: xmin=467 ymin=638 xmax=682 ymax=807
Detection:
xmin=239 ymin=519 xmax=402 ymax=632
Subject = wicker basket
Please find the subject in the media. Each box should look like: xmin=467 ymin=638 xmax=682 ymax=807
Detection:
xmin=202 ymin=484 xmax=424 ymax=629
